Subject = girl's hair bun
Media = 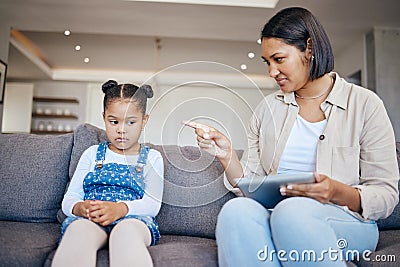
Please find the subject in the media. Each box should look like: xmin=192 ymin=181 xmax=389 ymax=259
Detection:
xmin=102 ymin=80 xmax=118 ymax=93
xmin=139 ymin=84 xmax=154 ymax=98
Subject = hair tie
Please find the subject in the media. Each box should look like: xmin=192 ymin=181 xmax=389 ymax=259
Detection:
xmin=139 ymin=84 xmax=154 ymax=98
xmin=102 ymin=80 xmax=118 ymax=93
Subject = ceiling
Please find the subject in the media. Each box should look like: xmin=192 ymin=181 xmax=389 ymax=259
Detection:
xmin=1 ymin=0 xmax=400 ymax=82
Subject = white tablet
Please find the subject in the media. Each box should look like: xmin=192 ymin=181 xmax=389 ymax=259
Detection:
xmin=234 ymin=172 xmax=315 ymax=209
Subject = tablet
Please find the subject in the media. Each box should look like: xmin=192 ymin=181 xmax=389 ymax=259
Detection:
xmin=234 ymin=172 xmax=315 ymax=209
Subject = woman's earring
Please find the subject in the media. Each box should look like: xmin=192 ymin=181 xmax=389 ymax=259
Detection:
xmin=311 ymin=55 xmax=315 ymax=61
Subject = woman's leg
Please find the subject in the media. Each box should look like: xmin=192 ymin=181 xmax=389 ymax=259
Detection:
xmin=216 ymin=197 xmax=281 ymax=267
xmin=109 ymin=218 xmax=153 ymax=267
xmin=270 ymin=197 xmax=379 ymax=267
xmin=52 ymin=219 xmax=107 ymax=267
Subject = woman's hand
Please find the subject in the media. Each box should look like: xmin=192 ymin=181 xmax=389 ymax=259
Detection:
xmin=282 ymin=172 xmax=361 ymax=212
xmin=281 ymin=173 xmax=336 ymax=204
xmin=182 ymin=121 xmax=232 ymax=160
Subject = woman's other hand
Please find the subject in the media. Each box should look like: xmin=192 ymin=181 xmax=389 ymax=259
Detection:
xmin=282 ymin=173 xmax=335 ymax=203
xmin=282 ymin=172 xmax=361 ymax=212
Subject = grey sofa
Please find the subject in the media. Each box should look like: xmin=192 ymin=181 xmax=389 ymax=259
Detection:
xmin=0 ymin=123 xmax=399 ymax=267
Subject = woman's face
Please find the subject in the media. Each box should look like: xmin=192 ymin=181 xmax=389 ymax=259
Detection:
xmin=261 ymin=37 xmax=311 ymax=93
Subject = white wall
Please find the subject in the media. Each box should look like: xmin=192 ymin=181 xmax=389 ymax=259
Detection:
xmin=335 ymin=28 xmax=400 ymax=140
xmin=85 ymin=79 xmax=276 ymax=149
xmin=334 ymin=36 xmax=367 ymax=86
xmin=1 ymin=82 xmax=33 ymax=133
xmin=366 ymin=28 xmax=400 ymax=140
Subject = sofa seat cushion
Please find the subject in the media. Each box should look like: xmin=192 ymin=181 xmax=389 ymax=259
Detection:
xmin=44 ymin=235 xmax=217 ymax=267
xmin=355 ymin=229 xmax=400 ymax=266
xmin=150 ymin=235 xmax=218 ymax=267
xmin=0 ymin=133 xmax=73 ymax=222
xmin=0 ymin=221 xmax=60 ymax=267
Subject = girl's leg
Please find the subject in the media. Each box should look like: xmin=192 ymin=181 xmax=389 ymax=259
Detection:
xmin=52 ymin=219 xmax=107 ymax=267
xmin=216 ymin=197 xmax=281 ymax=267
xmin=109 ymin=218 xmax=153 ymax=267
xmin=270 ymin=197 xmax=379 ymax=267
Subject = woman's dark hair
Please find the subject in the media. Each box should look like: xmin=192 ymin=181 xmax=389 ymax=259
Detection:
xmin=261 ymin=7 xmax=334 ymax=80
xmin=101 ymin=80 xmax=153 ymax=114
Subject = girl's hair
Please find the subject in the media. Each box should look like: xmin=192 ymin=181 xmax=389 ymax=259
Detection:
xmin=261 ymin=7 xmax=334 ymax=80
xmin=101 ymin=80 xmax=153 ymax=114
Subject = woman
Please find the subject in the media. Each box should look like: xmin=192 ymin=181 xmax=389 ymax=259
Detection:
xmin=184 ymin=7 xmax=399 ymax=267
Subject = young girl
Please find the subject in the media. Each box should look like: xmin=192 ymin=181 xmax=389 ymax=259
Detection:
xmin=52 ymin=80 xmax=164 ymax=267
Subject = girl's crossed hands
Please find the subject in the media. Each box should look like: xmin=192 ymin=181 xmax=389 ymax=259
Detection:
xmin=73 ymin=200 xmax=128 ymax=226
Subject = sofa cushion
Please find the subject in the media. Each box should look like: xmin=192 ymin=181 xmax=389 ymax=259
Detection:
xmin=151 ymin=144 xmax=240 ymax=239
xmin=0 ymin=220 xmax=60 ymax=266
xmin=355 ymin=229 xmax=400 ymax=266
xmin=69 ymin=123 xmax=108 ymax=178
xmin=0 ymin=133 xmax=73 ymax=222
xmin=376 ymin=142 xmax=400 ymax=230
xmin=67 ymin=124 xmax=241 ymax=238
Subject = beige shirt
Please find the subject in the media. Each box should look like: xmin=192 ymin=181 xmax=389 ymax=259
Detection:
xmin=238 ymin=72 xmax=399 ymax=220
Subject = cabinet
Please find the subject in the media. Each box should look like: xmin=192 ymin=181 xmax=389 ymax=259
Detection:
xmin=31 ymin=97 xmax=79 ymax=134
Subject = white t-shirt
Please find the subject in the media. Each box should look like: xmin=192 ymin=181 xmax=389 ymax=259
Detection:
xmin=278 ymin=115 xmax=327 ymax=174
xmin=62 ymin=145 xmax=164 ymax=218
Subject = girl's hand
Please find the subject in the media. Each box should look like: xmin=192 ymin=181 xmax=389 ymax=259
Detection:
xmin=282 ymin=172 xmax=336 ymax=204
xmin=182 ymin=120 xmax=232 ymax=160
xmin=72 ymin=200 xmax=92 ymax=218
xmin=87 ymin=200 xmax=128 ymax=226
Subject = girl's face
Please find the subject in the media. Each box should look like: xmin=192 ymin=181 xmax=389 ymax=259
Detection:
xmin=261 ymin=37 xmax=311 ymax=93
xmin=103 ymin=99 xmax=148 ymax=155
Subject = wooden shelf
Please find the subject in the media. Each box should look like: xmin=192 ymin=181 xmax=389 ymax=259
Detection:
xmin=33 ymin=97 xmax=79 ymax=104
xmin=32 ymin=113 xmax=78 ymax=119
xmin=31 ymin=130 xmax=73 ymax=135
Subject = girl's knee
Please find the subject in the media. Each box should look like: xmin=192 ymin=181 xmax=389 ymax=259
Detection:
xmin=66 ymin=219 xmax=99 ymax=235
xmin=111 ymin=219 xmax=150 ymax=244
xmin=113 ymin=218 xmax=146 ymax=230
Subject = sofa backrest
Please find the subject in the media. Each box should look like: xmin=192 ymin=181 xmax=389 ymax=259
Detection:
xmin=70 ymin=123 xmax=239 ymax=239
xmin=0 ymin=132 xmax=73 ymax=222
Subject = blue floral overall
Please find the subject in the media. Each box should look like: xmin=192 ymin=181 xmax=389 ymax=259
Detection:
xmin=61 ymin=142 xmax=160 ymax=245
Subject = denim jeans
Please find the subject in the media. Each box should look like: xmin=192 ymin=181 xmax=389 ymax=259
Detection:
xmin=216 ymin=197 xmax=378 ymax=267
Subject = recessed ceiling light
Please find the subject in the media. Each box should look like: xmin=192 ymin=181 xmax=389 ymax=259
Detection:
xmin=257 ymin=39 xmax=262 ymax=45
xmin=240 ymin=64 xmax=247 ymax=70
xmin=75 ymin=45 xmax=81 ymax=51
xmin=84 ymin=57 xmax=90 ymax=63
xmin=64 ymin=30 xmax=71 ymax=36
xmin=248 ymin=52 xmax=255 ymax=59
